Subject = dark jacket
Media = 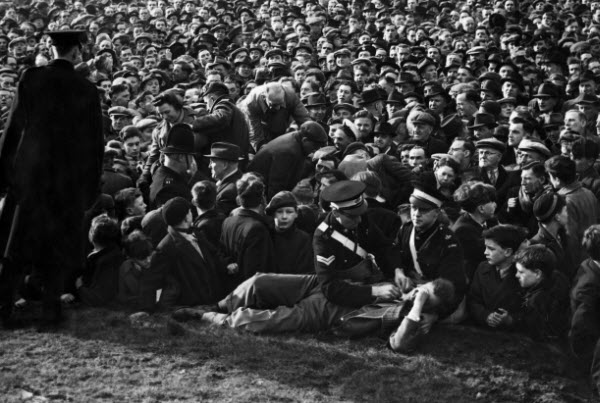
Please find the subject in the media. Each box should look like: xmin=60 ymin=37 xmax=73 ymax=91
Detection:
xmin=479 ymin=165 xmax=521 ymax=207
xmin=149 ymin=165 xmax=191 ymax=209
xmin=529 ymin=225 xmax=576 ymax=279
xmin=193 ymin=208 xmax=227 ymax=249
xmin=102 ymin=168 xmax=134 ymax=197
xmin=273 ymin=226 xmax=314 ymax=274
xmin=139 ymin=227 xmax=227 ymax=312
xmin=515 ymin=271 xmax=570 ymax=341
xmin=216 ymin=169 xmax=242 ymax=215
xmin=117 ymin=259 xmax=144 ymax=307
xmin=220 ymin=208 xmax=275 ymax=287
xmin=0 ymin=59 xmax=104 ymax=270
xmin=247 ymin=131 xmax=310 ymax=199
xmin=79 ymin=244 xmax=125 ymax=307
xmin=578 ymin=166 xmax=600 ymax=201
xmin=498 ymin=185 xmax=551 ymax=237
xmin=451 ymin=213 xmax=486 ymax=281
xmin=394 ymin=220 xmax=467 ymax=309
xmin=313 ymin=213 xmax=394 ymax=308
xmin=365 ymin=197 xmax=402 ymax=242
xmin=192 ymin=96 xmax=251 ymax=159
xmin=569 ymin=258 xmax=600 ymax=364
xmin=467 ymin=262 xmax=522 ymax=327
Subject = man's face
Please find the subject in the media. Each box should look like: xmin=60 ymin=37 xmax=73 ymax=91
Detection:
xmin=578 ymin=103 xmax=598 ymax=122
xmin=508 ymin=123 xmax=526 ymax=147
xmin=455 ymin=94 xmax=476 ymax=118
xmin=410 ymin=122 xmax=432 ymax=142
xmin=274 ymin=206 xmax=298 ymax=231
xmin=374 ymin=133 xmax=393 ymax=151
xmin=355 ymin=117 xmax=373 ymax=139
xmin=448 ymin=140 xmax=468 ymax=164
xmin=579 ymin=79 xmax=596 ymax=96
xmin=337 ymin=85 xmax=352 ymax=102
xmin=158 ymin=103 xmax=180 ymax=123
xmin=484 ymin=239 xmax=510 ymax=267
xmin=478 ymin=147 xmax=501 ymax=169
xmin=564 ymin=111 xmax=584 ymax=133
xmin=333 ymin=129 xmax=353 ymax=151
xmin=113 ymin=90 xmax=131 ymax=107
xmin=129 ymin=195 xmax=147 ymax=216
xmin=209 ymin=158 xmax=229 ymax=180
xmin=521 ymin=168 xmax=544 ymax=194
xmin=515 ymin=263 xmax=540 ymax=288
xmin=502 ymin=81 xmax=519 ymax=98
xmin=110 ymin=114 xmax=132 ymax=131
xmin=410 ymin=204 xmax=438 ymax=231
xmin=334 ymin=209 xmax=362 ymax=230
xmin=123 ymin=135 xmax=141 ymax=157
xmin=308 ymin=106 xmax=327 ymax=122
xmin=536 ymin=96 xmax=557 ymax=113
xmin=428 ymin=95 xmax=446 ymax=114
xmin=408 ymin=148 xmax=426 ymax=167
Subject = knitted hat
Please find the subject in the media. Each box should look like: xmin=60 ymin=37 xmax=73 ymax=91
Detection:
xmin=162 ymin=197 xmax=191 ymax=226
xmin=265 ymin=191 xmax=298 ymax=215
xmin=533 ymin=192 xmax=565 ymax=222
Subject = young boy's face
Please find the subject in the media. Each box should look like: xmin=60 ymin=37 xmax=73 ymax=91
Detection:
xmin=274 ymin=207 xmax=298 ymax=231
xmin=123 ymin=135 xmax=141 ymax=158
xmin=515 ymin=263 xmax=541 ymax=288
xmin=484 ymin=239 xmax=511 ymax=267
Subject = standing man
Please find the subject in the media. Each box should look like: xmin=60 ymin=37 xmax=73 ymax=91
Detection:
xmin=205 ymin=142 xmax=243 ymax=215
xmin=0 ymin=31 xmax=104 ymax=329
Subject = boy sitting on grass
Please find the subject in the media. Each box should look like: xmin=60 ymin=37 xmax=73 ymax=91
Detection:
xmin=513 ymin=244 xmax=570 ymax=341
xmin=467 ymin=224 xmax=527 ymax=330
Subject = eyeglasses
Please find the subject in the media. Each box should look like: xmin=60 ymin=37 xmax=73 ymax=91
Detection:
xmin=478 ymin=150 xmax=500 ymax=157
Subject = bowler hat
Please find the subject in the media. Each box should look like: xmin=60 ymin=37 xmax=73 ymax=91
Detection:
xmin=358 ymin=88 xmax=384 ymax=105
xmin=302 ymin=93 xmax=329 ymax=107
xmin=204 ymin=142 xmax=242 ymax=161
xmin=468 ymin=113 xmax=497 ymax=129
xmin=161 ymin=124 xmax=196 ymax=154
xmin=533 ymin=82 xmax=560 ymax=98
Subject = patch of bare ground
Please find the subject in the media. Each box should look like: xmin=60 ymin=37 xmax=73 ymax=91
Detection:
xmin=0 ymin=307 xmax=595 ymax=403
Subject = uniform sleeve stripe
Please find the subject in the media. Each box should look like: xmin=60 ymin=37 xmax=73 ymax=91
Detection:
xmin=316 ymin=255 xmax=335 ymax=266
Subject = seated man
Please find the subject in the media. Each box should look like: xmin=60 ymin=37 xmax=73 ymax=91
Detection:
xmin=334 ymin=278 xmax=455 ymax=353
xmin=393 ymin=184 xmax=467 ymax=322
xmin=172 ymin=181 xmax=401 ymax=333
xmin=513 ymin=244 xmax=570 ymax=341
xmin=467 ymin=224 xmax=526 ymax=329
xmin=138 ymin=197 xmax=227 ymax=312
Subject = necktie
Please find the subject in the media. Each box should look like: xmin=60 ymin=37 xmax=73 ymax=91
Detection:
xmin=489 ymin=170 xmax=497 ymax=185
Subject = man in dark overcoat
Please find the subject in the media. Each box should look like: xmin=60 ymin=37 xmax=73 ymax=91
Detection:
xmin=0 ymin=30 xmax=104 ymax=329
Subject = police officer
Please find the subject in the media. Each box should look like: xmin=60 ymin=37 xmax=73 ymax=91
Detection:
xmin=171 ymin=180 xmax=400 ymax=333
xmin=149 ymin=123 xmax=198 ymax=209
xmin=394 ymin=183 xmax=467 ymax=319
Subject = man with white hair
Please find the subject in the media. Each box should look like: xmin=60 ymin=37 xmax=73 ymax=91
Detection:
xmin=241 ymin=82 xmax=311 ymax=151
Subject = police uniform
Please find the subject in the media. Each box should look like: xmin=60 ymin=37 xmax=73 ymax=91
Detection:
xmin=148 ymin=123 xmax=196 ymax=209
xmin=394 ymin=186 xmax=467 ymax=313
xmin=194 ymin=181 xmax=394 ymax=333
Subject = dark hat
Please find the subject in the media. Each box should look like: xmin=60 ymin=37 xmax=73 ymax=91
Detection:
xmin=533 ymin=192 xmax=565 ymax=222
xmin=320 ymin=180 xmax=368 ymax=216
xmin=498 ymin=96 xmax=517 ymax=105
xmin=533 ymin=82 xmax=560 ymax=98
xmin=480 ymin=80 xmax=502 ymax=97
xmin=333 ymin=102 xmax=358 ymax=114
xmin=162 ymin=197 xmax=192 ymax=226
xmin=265 ymin=48 xmax=284 ymax=59
xmin=265 ymin=191 xmax=298 ymax=215
xmin=500 ymin=71 xmax=524 ymax=89
xmin=387 ymin=90 xmax=406 ymax=105
xmin=518 ymin=139 xmax=551 ymax=158
xmin=199 ymin=81 xmax=230 ymax=98
xmin=234 ymin=56 xmax=254 ymax=67
xmin=466 ymin=46 xmax=486 ymax=56
xmin=108 ymin=106 xmax=135 ymax=117
xmin=333 ymin=48 xmax=351 ymax=58
xmin=397 ymin=71 xmax=418 ymax=84
xmin=542 ymin=112 xmax=563 ymax=128
xmin=417 ymin=57 xmax=437 ymax=73
xmin=373 ymin=121 xmax=394 ymax=136
xmin=409 ymin=183 xmax=445 ymax=209
xmin=206 ymin=56 xmax=231 ymax=70
xmin=302 ymin=93 xmax=329 ymax=107
xmin=468 ymin=113 xmax=497 ymax=129
xmin=573 ymin=93 xmax=600 ymax=106
xmin=46 ymin=30 xmax=88 ymax=48
xmin=204 ymin=142 xmax=242 ymax=161
xmin=161 ymin=124 xmax=196 ymax=155
xmin=299 ymin=121 xmax=328 ymax=145
xmin=412 ymin=111 xmax=436 ymax=126
xmin=358 ymin=88 xmax=384 ymax=105
xmin=476 ymin=138 xmax=506 ymax=154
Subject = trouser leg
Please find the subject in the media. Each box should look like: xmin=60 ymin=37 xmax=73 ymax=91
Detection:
xmin=591 ymin=339 xmax=600 ymax=394
xmin=218 ymin=273 xmax=319 ymax=313
xmin=223 ymin=289 xmax=354 ymax=334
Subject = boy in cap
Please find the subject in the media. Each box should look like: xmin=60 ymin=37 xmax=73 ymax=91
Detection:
xmin=173 ymin=180 xmax=401 ymax=334
xmin=265 ymin=191 xmax=313 ymax=275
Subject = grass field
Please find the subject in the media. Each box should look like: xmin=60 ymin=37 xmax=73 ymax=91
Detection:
xmin=0 ymin=307 xmax=596 ymax=403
